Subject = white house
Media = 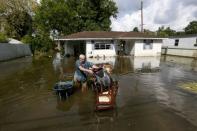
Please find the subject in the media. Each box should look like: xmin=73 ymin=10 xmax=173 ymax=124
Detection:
xmin=162 ymin=34 xmax=197 ymax=57
xmin=55 ymin=31 xmax=164 ymax=57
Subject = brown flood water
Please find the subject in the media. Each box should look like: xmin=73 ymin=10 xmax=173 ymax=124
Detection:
xmin=0 ymin=55 xmax=197 ymax=131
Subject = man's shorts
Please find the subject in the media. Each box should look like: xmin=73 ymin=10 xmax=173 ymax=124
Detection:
xmin=74 ymin=72 xmax=87 ymax=83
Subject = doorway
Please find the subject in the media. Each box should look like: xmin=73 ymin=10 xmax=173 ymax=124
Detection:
xmin=117 ymin=40 xmax=126 ymax=55
xmin=73 ymin=41 xmax=86 ymax=57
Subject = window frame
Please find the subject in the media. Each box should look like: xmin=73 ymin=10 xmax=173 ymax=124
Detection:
xmin=174 ymin=39 xmax=179 ymax=46
xmin=194 ymin=38 xmax=197 ymax=47
xmin=94 ymin=43 xmax=112 ymax=50
xmin=143 ymin=39 xmax=153 ymax=50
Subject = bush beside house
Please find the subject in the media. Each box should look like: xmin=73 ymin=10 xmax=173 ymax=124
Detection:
xmin=0 ymin=33 xmax=8 ymax=43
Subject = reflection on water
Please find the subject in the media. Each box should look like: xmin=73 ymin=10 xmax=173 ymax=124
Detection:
xmin=85 ymin=56 xmax=161 ymax=74
xmin=0 ymin=55 xmax=197 ymax=131
xmin=133 ymin=57 xmax=160 ymax=73
xmin=161 ymin=55 xmax=197 ymax=71
xmin=0 ymin=57 xmax=32 ymax=79
xmin=87 ymin=57 xmax=116 ymax=66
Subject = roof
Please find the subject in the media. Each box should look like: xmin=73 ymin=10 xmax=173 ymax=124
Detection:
xmin=55 ymin=31 xmax=165 ymax=41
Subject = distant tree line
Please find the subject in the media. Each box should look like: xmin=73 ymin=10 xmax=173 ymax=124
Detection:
xmin=132 ymin=21 xmax=197 ymax=37
xmin=0 ymin=0 xmax=196 ymax=54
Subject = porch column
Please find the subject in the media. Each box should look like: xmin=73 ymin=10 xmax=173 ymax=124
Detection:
xmin=57 ymin=40 xmax=61 ymax=51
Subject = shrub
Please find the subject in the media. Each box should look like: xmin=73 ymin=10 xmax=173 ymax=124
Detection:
xmin=0 ymin=33 xmax=8 ymax=43
xmin=21 ymin=35 xmax=32 ymax=44
xmin=21 ymin=34 xmax=53 ymax=55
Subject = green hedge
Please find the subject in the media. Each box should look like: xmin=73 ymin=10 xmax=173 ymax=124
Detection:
xmin=0 ymin=33 xmax=8 ymax=43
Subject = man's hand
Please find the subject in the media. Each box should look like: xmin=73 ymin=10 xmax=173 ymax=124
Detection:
xmin=87 ymin=69 xmax=93 ymax=75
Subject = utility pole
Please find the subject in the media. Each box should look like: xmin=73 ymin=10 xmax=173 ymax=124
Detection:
xmin=141 ymin=0 xmax=144 ymax=33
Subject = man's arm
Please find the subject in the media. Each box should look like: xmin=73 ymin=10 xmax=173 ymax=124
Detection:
xmin=92 ymin=64 xmax=99 ymax=69
xmin=79 ymin=66 xmax=93 ymax=74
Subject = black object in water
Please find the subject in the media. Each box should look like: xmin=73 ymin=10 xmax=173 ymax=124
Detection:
xmin=53 ymin=81 xmax=73 ymax=99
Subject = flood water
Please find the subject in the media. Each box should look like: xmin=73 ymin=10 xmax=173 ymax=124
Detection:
xmin=0 ymin=55 xmax=197 ymax=131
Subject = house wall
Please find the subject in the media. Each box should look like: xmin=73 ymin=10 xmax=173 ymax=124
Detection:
xmin=0 ymin=43 xmax=31 ymax=62
xmin=63 ymin=39 xmax=163 ymax=57
xmin=163 ymin=37 xmax=197 ymax=49
xmin=134 ymin=40 xmax=162 ymax=56
xmin=162 ymin=37 xmax=197 ymax=57
xmin=86 ymin=40 xmax=116 ymax=58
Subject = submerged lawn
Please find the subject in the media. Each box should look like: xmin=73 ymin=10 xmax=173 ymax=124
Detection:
xmin=180 ymin=82 xmax=197 ymax=93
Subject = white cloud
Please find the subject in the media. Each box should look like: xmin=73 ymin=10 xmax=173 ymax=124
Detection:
xmin=111 ymin=0 xmax=197 ymax=31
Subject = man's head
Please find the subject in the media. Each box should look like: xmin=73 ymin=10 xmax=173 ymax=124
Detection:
xmin=79 ymin=54 xmax=86 ymax=64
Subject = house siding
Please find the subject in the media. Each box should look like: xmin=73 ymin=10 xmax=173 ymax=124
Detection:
xmin=134 ymin=40 xmax=162 ymax=56
xmin=86 ymin=40 xmax=116 ymax=57
xmin=162 ymin=36 xmax=197 ymax=57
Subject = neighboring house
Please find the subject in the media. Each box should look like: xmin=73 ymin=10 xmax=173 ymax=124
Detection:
xmin=162 ymin=34 xmax=197 ymax=57
xmin=55 ymin=31 xmax=164 ymax=57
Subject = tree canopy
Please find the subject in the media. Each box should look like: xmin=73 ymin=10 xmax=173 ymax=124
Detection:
xmin=156 ymin=26 xmax=176 ymax=37
xmin=0 ymin=0 xmax=37 ymax=39
xmin=133 ymin=27 xmax=139 ymax=32
xmin=185 ymin=21 xmax=197 ymax=34
xmin=35 ymin=0 xmax=118 ymax=36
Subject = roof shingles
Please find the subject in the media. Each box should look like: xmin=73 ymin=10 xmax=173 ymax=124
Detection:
xmin=59 ymin=31 xmax=159 ymax=40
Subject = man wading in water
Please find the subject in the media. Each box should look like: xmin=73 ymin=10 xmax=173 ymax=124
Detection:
xmin=74 ymin=54 xmax=98 ymax=92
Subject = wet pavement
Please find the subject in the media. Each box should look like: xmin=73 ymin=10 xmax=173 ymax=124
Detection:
xmin=0 ymin=55 xmax=197 ymax=131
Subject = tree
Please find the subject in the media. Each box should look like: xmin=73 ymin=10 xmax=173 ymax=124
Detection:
xmin=185 ymin=21 xmax=197 ymax=34
xmin=35 ymin=0 xmax=73 ymax=36
xmin=70 ymin=0 xmax=118 ymax=31
xmin=133 ymin=27 xmax=139 ymax=32
xmin=164 ymin=27 xmax=176 ymax=36
xmin=157 ymin=26 xmax=176 ymax=37
xmin=0 ymin=0 xmax=37 ymax=39
xmin=157 ymin=26 xmax=167 ymax=37
xmin=144 ymin=29 xmax=156 ymax=36
xmin=35 ymin=0 xmax=118 ymax=37
xmin=5 ymin=10 xmax=32 ymax=39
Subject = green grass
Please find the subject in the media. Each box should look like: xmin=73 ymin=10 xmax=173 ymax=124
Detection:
xmin=180 ymin=82 xmax=197 ymax=93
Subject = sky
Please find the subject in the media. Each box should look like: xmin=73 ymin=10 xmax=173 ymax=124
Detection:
xmin=111 ymin=0 xmax=197 ymax=32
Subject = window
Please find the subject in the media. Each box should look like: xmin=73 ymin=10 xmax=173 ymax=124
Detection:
xmin=174 ymin=39 xmax=179 ymax=46
xmin=100 ymin=44 xmax=105 ymax=49
xmin=194 ymin=38 xmax=197 ymax=47
xmin=106 ymin=44 xmax=111 ymax=49
xmin=94 ymin=44 xmax=100 ymax=49
xmin=94 ymin=43 xmax=112 ymax=50
xmin=143 ymin=40 xmax=153 ymax=50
